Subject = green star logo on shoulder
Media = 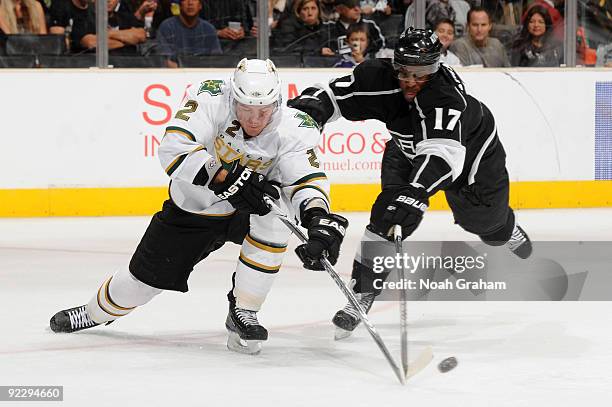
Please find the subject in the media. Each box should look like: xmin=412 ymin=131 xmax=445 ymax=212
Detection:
xmin=197 ymin=80 xmax=224 ymax=96
xmin=294 ymin=112 xmax=319 ymax=130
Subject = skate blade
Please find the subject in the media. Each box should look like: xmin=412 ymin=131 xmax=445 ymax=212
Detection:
xmin=334 ymin=326 xmax=353 ymax=341
xmin=227 ymin=331 xmax=262 ymax=355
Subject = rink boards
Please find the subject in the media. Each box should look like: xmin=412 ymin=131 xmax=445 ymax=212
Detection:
xmin=0 ymin=68 xmax=611 ymax=216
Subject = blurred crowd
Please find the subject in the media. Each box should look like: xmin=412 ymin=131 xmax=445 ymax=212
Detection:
xmin=0 ymin=0 xmax=610 ymax=67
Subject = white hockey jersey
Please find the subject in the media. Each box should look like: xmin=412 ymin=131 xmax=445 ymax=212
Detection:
xmin=158 ymin=79 xmax=329 ymax=220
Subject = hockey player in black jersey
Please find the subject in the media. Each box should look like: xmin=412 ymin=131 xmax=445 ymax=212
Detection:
xmin=288 ymin=28 xmax=532 ymax=337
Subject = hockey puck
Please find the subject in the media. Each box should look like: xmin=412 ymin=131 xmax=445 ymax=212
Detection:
xmin=437 ymin=357 xmax=458 ymax=373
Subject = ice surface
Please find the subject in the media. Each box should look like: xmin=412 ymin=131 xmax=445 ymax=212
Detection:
xmin=1 ymin=209 xmax=611 ymax=406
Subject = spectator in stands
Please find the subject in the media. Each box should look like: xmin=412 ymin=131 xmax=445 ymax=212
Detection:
xmin=521 ymin=0 xmax=564 ymax=42
xmin=320 ymin=0 xmax=338 ymax=22
xmin=583 ymin=0 xmax=612 ymax=48
xmin=71 ymin=0 xmax=146 ymax=54
xmin=435 ymin=18 xmax=461 ymax=65
xmin=360 ymin=0 xmax=392 ymax=18
xmin=141 ymin=0 xmax=174 ymax=37
xmin=403 ymin=0 xmax=468 ymax=36
xmin=510 ymin=5 xmax=561 ymax=67
xmin=156 ymin=0 xmax=220 ymax=67
xmin=268 ymin=0 xmax=292 ymax=29
xmin=0 ymin=2 xmax=9 ymax=34
xmin=448 ymin=0 xmax=469 ymax=37
xmin=450 ymin=6 xmax=510 ymax=67
xmin=334 ymin=21 xmax=370 ymax=66
xmin=200 ymin=0 xmax=253 ymax=54
xmin=272 ymin=0 xmax=333 ymax=55
xmin=426 ymin=0 xmax=455 ymax=28
xmin=132 ymin=0 xmax=158 ymax=37
xmin=266 ymin=0 xmax=291 ymax=29
xmin=49 ymin=0 xmax=90 ymax=52
xmin=330 ymin=0 xmax=385 ymax=55
xmin=596 ymin=42 xmax=612 ymax=67
xmin=133 ymin=0 xmax=158 ymax=22
xmin=0 ymin=0 xmax=47 ymax=34
xmin=245 ymin=0 xmax=289 ymax=37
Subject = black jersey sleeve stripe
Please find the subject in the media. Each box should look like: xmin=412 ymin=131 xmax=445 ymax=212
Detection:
xmin=192 ymin=162 xmax=212 ymax=186
xmin=408 ymin=154 xmax=453 ymax=194
xmin=334 ymin=88 xmax=402 ymax=100
xmin=427 ymin=171 xmax=453 ymax=193
xmin=165 ymin=126 xmax=196 ymax=142
xmin=290 ymin=184 xmax=329 ymax=201
xmin=291 ymin=172 xmax=327 ymax=186
xmin=411 ymin=155 xmax=430 ymax=184
xmin=165 ymin=153 xmax=188 ymax=176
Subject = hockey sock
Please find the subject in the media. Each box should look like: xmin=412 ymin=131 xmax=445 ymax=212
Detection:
xmin=86 ymin=266 xmax=163 ymax=324
xmin=233 ymin=233 xmax=287 ymax=311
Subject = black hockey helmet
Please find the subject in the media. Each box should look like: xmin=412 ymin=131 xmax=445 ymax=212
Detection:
xmin=393 ymin=27 xmax=442 ymax=78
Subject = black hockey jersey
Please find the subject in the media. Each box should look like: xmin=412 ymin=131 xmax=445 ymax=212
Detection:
xmin=322 ymin=59 xmax=499 ymax=195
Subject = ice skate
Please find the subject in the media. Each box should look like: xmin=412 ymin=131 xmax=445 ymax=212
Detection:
xmin=225 ymin=303 xmax=268 ymax=355
xmin=49 ymin=305 xmax=99 ymax=333
xmin=506 ymin=223 xmax=532 ymax=259
xmin=332 ymin=292 xmax=376 ymax=340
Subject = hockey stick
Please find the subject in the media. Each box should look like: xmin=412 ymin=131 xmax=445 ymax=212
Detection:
xmin=393 ymin=225 xmax=409 ymax=376
xmin=393 ymin=225 xmax=434 ymax=379
xmin=264 ymin=197 xmax=406 ymax=385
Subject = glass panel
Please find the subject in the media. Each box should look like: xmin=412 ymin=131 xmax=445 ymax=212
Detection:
xmin=49 ymin=0 xmax=98 ymax=68
xmin=181 ymin=0 xmax=257 ymax=68
xmin=503 ymin=0 xmax=564 ymax=67
xmin=0 ymin=0 xmax=99 ymax=68
xmin=7 ymin=0 xmax=604 ymax=69
xmin=267 ymin=0 xmax=407 ymax=68
xmin=577 ymin=0 xmax=610 ymax=67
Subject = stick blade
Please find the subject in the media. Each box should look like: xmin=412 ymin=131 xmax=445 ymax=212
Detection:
xmin=406 ymin=346 xmax=434 ymax=379
xmin=334 ymin=326 xmax=353 ymax=341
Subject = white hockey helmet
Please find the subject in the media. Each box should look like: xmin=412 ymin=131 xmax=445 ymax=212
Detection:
xmin=230 ymin=58 xmax=281 ymax=106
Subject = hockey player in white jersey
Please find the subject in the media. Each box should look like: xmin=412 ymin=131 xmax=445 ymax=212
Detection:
xmin=49 ymin=59 xmax=349 ymax=355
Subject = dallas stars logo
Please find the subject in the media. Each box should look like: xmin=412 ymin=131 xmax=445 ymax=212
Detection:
xmin=294 ymin=112 xmax=318 ymax=129
xmin=197 ymin=80 xmax=224 ymax=96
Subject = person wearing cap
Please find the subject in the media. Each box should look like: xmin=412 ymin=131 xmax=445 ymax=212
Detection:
xmin=288 ymin=27 xmax=532 ymax=338
xmin=328 ymin=0 xmax=386 ymax=56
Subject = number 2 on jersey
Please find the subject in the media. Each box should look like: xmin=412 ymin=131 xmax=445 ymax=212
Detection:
xmin=175 ymin=100 xmax=198 ymax=121
xmin=434 ymin=108 xmax=461 ymax=131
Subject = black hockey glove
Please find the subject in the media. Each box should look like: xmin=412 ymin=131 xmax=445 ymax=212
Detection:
xmin=370 ymin=186 xmax=429 ymax=241
xmin=209 ymin=162 xmax=280 ymax=216
xmin=287 ymin=86 xmax=334 ymax=129
xmin=296 ymin=209 xmax=349 ymax=271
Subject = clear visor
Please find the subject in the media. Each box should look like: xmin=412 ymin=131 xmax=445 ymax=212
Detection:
xmin=393 ymin=62 xmax=439 ymax=80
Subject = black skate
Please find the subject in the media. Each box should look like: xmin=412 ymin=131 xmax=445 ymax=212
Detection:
xmin=332 ymin=292 xmax=376 ymax=340
xmin=225 ymin=303 xmax=268 ymax=355
xmin=506 ymin=223 xmax=532 ymax=259
xmin=49 ymin=305 xmax=99 ymax=333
